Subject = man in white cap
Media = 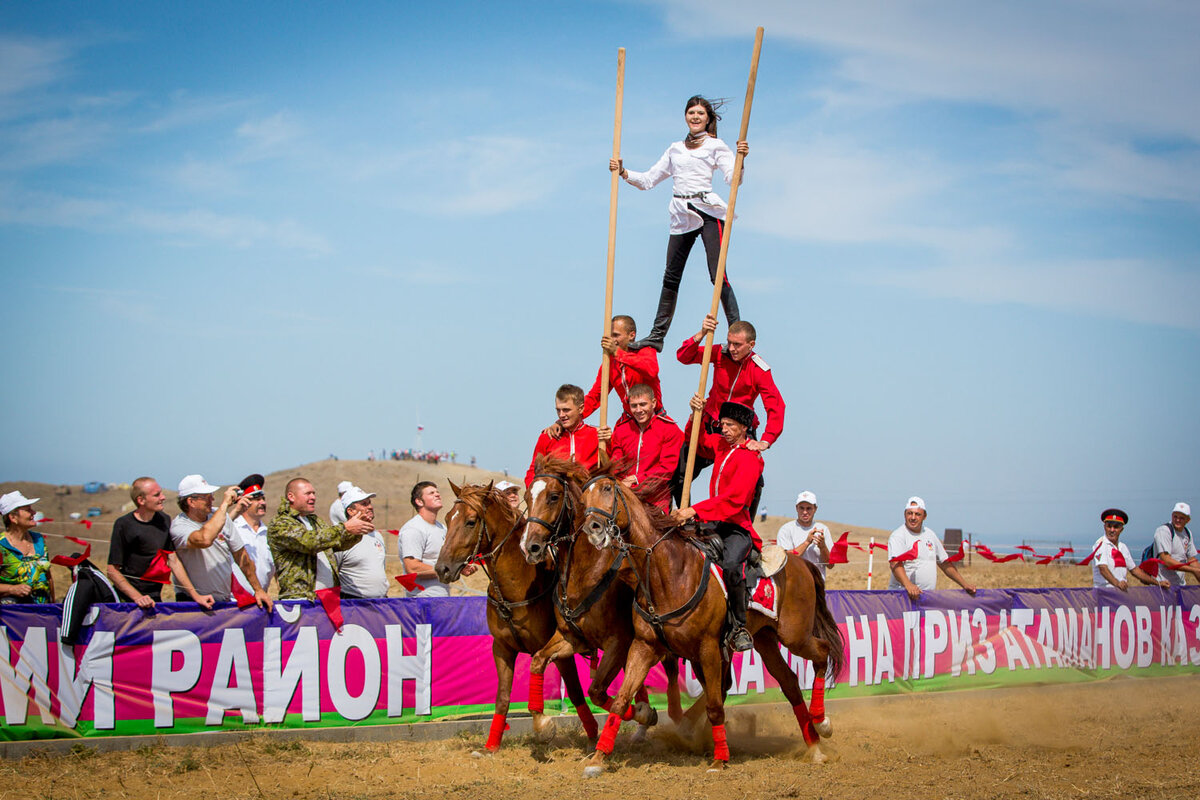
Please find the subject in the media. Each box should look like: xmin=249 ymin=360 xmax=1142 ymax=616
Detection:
xmin=887 ymin=496 xmax=976 ymax=599
xmin=330 ymin=486 xmax=390 ymax=599
xmin=1152 ymin=502 xmax=1200 ymax=585
xmin=170 ymin=474 xmax=271 ymax=610
xmin=329 ymin=480 xmax=356 ymax=525
xmin=775 ymin=491 xmax=835 ymax=580
xmin=495 ymin=481 xmax=523 ymax=511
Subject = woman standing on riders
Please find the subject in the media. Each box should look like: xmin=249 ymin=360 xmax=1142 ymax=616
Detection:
xmin=611 ymin=95 xmax=748 ymax=352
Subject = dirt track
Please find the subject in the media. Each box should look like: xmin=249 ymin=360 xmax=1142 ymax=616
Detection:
xmin=8 ymin=676 xmax=1198 ymax=800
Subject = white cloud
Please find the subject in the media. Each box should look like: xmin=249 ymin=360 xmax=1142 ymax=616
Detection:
xmin=236 ymin=111 xmax=303 ymax=158
xmin=0 ymin=36 xmax=71 ymax=99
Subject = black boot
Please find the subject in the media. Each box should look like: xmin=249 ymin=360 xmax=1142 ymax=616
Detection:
xmin=725 ymin=579 xmax=753 ymax=652
xmin=632 ymin=285 xmax=679 ymax=352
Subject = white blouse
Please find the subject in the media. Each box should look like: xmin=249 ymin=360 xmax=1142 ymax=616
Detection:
xmin=624 ymin=136 xmax=737 ymax=234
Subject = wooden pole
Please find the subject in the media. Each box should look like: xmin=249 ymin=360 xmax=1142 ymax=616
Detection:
xmin=680 ymin=27 xmax=763 ymax=508
xmin=598 ymin=47 xmax=625 ymax=459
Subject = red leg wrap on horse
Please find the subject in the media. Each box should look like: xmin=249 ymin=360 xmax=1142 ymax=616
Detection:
xmin=635 ymin=686 xmax=648 ymax=704
xmin=485 ymin=713 xmax=508 ymax=751
xmin=528 ymin=673 xmax=545 ymax=714
xmin=711 ymin=724 xmax=730 ymax=762
xmin=600 ymin=696 xmax=613 ymax=711
xmin=810 ymin=675 xmax=826 ymax=721
xmin=602 ymin=696 xmax=634 ymax=720
xmin=792 ymin=703 xmax=811 ymax=726
xmin=801 ymin=720 xmax=819 ymax=746
xmin=575 ymin=702 xmax=599 ymax=739
xmin=596 ymin=713 xmax=623 ymax=755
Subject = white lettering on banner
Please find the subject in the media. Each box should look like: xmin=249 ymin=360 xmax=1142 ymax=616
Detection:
xmin=874 ymin=613 xmax=895 ymax=684
xmin=901 ymin=611 xmax=920 ymax=680
xmin=207 ymin=628 xmax=258 ymax=725
xmin=922 ymin=611 xmax=948 ymax=679
xmin=1036 ymin=610 xmax=1060 ymax=667
xmin=1189 ymin=605 xmax=1200 ymax=664
xmin=948 ymin=610 xmax=974 ymax=676
xmin=1158 ymin=606 xmax=1183 ymax=666
xmin=787 ymin=644 xmax=812 ymax=688
xmin=0 ymin=626 xmax=54 ymax=725
xmin=1000 ymin=627 xmax=1030 ymax=670
xmin=151 ymin=630 xmax=201 ymax=728
xmin=1054 ymin=608 xmax=1079 ymax=665
xmin=844 ymin=615 xmax=871 ymax=687
xmin=328 ymin=625 xmax=381 ymax=721
xmin=1094 ymin=608 xmax=1112 ymax=668
xmin=1113 ymin=606 xmax=1135 ymax=669
xmin=263 ymin=626 xmax=319 ymax=723
xmin=1135 ymin=606 xmax=1153 ymax=668
xmin=385 ymin=623 xmax=432 ymax=716
xmin=733 ymin=648 xmax=764 ymax=695
xmin=1009 ymin=609 xmax=1038 ymax=668
xmin=972 ymin=608 xmax=996 ymax=674
xmin=57 ymin=634 xmax=115 ymax=729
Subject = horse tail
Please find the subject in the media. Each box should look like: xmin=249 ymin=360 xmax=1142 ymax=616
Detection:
xmin=804 ymin=560 xmax=846 ymax=687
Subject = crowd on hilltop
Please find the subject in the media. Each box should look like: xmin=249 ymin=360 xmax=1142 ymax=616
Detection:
xmin=367 ymin=448 xmax=456 ymax=464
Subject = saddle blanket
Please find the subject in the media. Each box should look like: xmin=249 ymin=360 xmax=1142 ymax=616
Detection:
xmin=708 ymin=564 xmax=779 ymax=619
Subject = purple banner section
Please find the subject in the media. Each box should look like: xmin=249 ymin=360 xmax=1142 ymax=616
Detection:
xmin=2 ymin=587 xmax=1199 ymax=740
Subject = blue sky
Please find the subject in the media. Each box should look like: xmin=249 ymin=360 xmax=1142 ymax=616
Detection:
xmin=2 ymin=1 xmax=1198 ymax=550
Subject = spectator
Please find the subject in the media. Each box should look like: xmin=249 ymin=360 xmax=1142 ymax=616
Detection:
xmin=0 ymin=491 xmax=53 ymax=603
xmin=231 ymin=474 xmax=274 ymax=599
xmin=330 ymin=486 xmax=390 ymax=599
xmin=170 ymin=474 xmax=271 ymax=611
xmin=318 ymin=479 xmax=356 ymax=592
xmin=673 ymin=314 xmax=784 ymax=516
xmin=887 ymin=497 xmax=976 ymax=599
xmin=398 ymin=481 xmax=467 ymax=597
xmin=1094 ymin=508 xmax=1168 ymax=591
xmin=776 ymin=491 xmax=835 ymax=580
xmin=597 ymin=382 xmax=682 ymax=512
xmin=495 ymin=480 xmax=523 ymax=511
xmin=268 ymin=477 xmax=371 ymax=601
xmin=1151 ymin=502 xmax=1200 ymax=585
xmin=328 ymin=480 xmax=355 ymax=525
xmin=525 ymin=384 xmax=599 ymax=487
xmin=107 ymin=477 xmax=213 ymax=609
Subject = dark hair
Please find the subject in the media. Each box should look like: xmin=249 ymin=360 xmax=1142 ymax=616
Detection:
xmin=685 ymin=95 xmax=720 ymax=137
xmin=612 ymin=315 xmax=636 ymax=335
xmin=555 ymin=384 xmax=585 ymax=406
xmin=729 ymin=320 xmax=757 ymax=341
xmin=411 ymin=481 xmax=437 ymax=510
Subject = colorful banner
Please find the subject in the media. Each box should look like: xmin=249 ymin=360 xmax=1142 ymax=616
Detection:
xmin=3 ymin=587 xmax=1199 ymax=740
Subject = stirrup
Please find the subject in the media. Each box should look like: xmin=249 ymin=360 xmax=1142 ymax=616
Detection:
xmin=727 ymin=626 xmax=753 ymax=652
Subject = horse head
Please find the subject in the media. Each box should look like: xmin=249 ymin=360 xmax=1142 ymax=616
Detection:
xmin=521 ymin=455 xmax=589 ymax=564
xmin=580 ymin=473 xmax=636 ymax=550
xmin=436 ymin=480 xmax=517 ymax=583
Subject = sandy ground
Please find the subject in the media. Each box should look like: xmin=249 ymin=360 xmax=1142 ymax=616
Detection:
xmin=7 ymin=677 xmax=1198 ymax=799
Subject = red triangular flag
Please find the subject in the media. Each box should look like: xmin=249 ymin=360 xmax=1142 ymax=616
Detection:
xmin=849 ymin=542 xmax=866 ymax=552
xmin=315 ymin=586 xmax=344 ymax=631
xmin=977 ymin=550 xmax=999 ymax=562
xmin=385 ymin=529 xmax=400 ymax=536
xmin=974 ymin=543 xmax=995 ymax=556
xmin=1137 ymin=558 xmax=1162 ymax=578
xmin=827 ymin=532 xmax=850 ymax=565
xmin=1110 ymin=547 xmax=1128 ymax=568
xmin=993 ymin=553 xmax=1023 ymax=563
xmin=943 ymin=540 xmax=965 ymax=563
xmin=870 ymin=542 xmax=889 ymax=551
xmin=1015 ymin=545 xmax=1036 ymax=553
xmin=141 ymin=549 xmax=173 ymax=584
xmin=1076 ymin=542 xmax=1104 ymax=566
xmin=1035 ymin=555 xmax=1056 ymax=565
xmin=51 ymin=536 xmax=93 ymax=567
xmin=77 ymin=519 xmax=93 ymax=530
xmin=230 ymin=576 xmax=258 ymax=609
xmin=37 ymin=517 xmax=54 ymax=522
xmin=396 ymin=574 xmax=423 ymax=592
xmin=890 ymin=541 xmax=920 ymax=563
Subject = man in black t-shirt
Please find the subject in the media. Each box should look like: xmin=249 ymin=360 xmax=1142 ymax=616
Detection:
xmin=106 ymin=477 xmax=212 ymax=609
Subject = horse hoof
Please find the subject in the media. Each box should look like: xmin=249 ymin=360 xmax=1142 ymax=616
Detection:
xmin=583 ymin=765 xmax=604 ymax=778
xmin=808 ymin=746 xmax=828 ymax=764
xmin=631 ymin=724 xmax=649 ymax=744
xmin=633 ymin=701 xmax=658 ymax=727
xmin=707 ymin=760 xmax=727 ymax=772
xmin=470 ymin=750 xmax=485 ymax=758
xmin=814 ymin=716 xmax=833 ymax=739
xmin=532 ymin=715 xmax=558 ymax=740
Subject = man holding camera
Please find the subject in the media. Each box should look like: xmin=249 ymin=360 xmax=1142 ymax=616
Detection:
xmin=170 ymin=474 xmax=272 ymax=611
xmin=231 ymin=473 xmax=275 ymax=599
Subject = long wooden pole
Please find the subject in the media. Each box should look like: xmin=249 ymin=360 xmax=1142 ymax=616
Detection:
xmin=680 ymin=27 xmax=763 ymax=508
xmin=598 ymin=47 xmax=625 ymax=459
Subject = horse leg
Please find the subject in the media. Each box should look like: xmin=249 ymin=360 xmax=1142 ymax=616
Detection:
xmin=485 ymin=639 xmax=518 ymax=752
xmin=696 ymin=641 xmax=732 ymax=771
xmin=554 ymin=654 xmax=599 ymax=740
xmin=529 ymin=632 xmax=597 ymax=740
xmin=583 ymin=640 xmax=659 ymax=777
xmin=662 ymin=657 xmax=684 ymax=724
xmin=790 ymin=633 xmax=834 ymax=741
xmin=753 ymin=628 xmax=826 ymax=763
xmin=588 ymin=640 xmax=639 ymax=723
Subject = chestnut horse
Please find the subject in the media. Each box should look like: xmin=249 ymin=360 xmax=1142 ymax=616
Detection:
xmin=579 ymin=472 xmax=846 ymax=772
xmin=435 ymin=481 xmax=598 ymax=751
xmin=520 ymin=455 xmax=682 ymax=737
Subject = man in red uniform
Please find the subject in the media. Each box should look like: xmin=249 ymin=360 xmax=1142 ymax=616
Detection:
xmin=582 ymin=315 xmax=664 ymax=420
xmin=597 ymin=383 xmax=682 ymax=512
xmin=525 ymin=384 xmax=599 ymax=488
xmin=673 ymin=313 xmax=784 ymax=512
xmin=671 ymin=398 xmax=762 ymax=652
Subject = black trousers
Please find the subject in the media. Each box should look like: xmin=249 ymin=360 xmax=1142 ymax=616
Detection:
xmin=716 ymin=522 xmax=753 ymax=628
xmin=645 ymin=206 xmax=740 ymax=346
xmin=59 ymin=560 xmax=118 ymax=645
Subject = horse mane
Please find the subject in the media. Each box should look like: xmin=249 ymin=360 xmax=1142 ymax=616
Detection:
xmin=534 ymin=453 xmax=591 ymax=485
xmin=457 ymin=482 xmax=519 ymax=526
xmin=603 ymin=473 xmax=677 ymax=534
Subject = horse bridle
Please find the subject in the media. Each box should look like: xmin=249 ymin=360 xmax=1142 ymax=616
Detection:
xmin=525 ymin=470 xmax=580 ymax=559
xmin=581 ymin=472 xmax=633 ymax=546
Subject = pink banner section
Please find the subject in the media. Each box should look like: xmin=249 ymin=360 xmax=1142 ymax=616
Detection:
xmin=2 ymin=587 xmax=1199 ymax=740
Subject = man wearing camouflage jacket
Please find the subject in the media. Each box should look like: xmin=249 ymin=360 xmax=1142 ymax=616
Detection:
xmin=268 ymin=477 xmax=373 ymax=600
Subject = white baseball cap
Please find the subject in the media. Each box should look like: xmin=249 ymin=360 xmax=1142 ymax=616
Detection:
xmin=0 ymin=491 xmax=39 ymax=517
xmin=496 ymin=481 xmax=520 ymax=493
xmin=1174 ymin=502 xmax=1191 ymax=516
xmin=340 ymin=485 xmax=376 ymax=508
xmin=178 ymin=474 xmax=220 ymax=497
xmin=795 ymin=491 xmax=817 ymax=505
xmin=336 ymin=480 xmax=354 ymax=495
xmin=905 ymin=496 xmax=926 ymax=511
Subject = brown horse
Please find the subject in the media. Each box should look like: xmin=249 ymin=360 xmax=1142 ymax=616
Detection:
xmin=434 ymin=481 xmax=598 ymax=751
xmin=520 ymin=455 xmax=682 ymax=738
xmin=579 ymin=472 xmax=846 ymax=771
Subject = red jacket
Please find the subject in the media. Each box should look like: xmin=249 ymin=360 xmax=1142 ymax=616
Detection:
xmin=676 ymin=336 xmax=785 ymax=446
xmin=691 ymin=431 xmax=763 ymax=548
xmin=582 ymin=347 xmax=664 ymax=420
xmin=609 ymin=412 xmax=683 ymax=511
xmin=525 ymin=423 xmax=599 ymax=488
